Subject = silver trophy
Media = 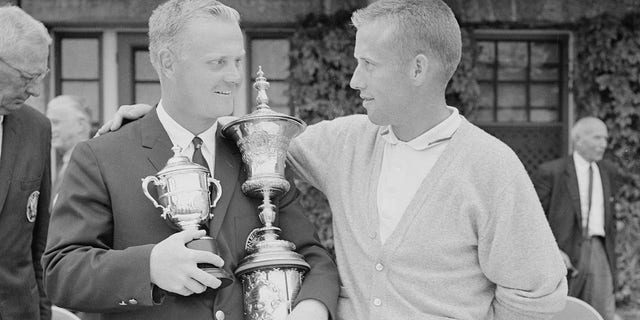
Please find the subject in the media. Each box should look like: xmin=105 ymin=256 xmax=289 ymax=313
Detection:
xmin=142 ymin=146 xmax=233 ymax=288
xmin=222 ymin=67 xmax=310 ymax=320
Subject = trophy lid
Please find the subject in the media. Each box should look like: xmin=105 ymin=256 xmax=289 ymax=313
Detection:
xmin=221 ymin=66 xmax=306 ymax=138
xmin=157 ymin=146 xmax=209 ymax=176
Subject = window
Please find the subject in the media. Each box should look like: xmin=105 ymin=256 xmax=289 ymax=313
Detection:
xmin=472 ymin=33 xmax=568 ymax=124
xmin=54 ymin=33 xmax=102 ymax=124
xmin=248 ymin=35 xmax=292 ymax=115
xmin=132 ymin=49 xmax=160 ymax=106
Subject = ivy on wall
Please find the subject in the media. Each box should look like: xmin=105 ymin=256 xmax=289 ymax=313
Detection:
xmin=573 ymin=12 xmax=640 ymax=307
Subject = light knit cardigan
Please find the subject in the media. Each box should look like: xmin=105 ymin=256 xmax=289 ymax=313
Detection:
xmin=288 ymin=114 xmax=567 ymax=320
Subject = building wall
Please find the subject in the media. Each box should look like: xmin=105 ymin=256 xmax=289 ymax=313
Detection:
xmin=22 ymin=0 xmax=365 ymax=27
xmin=446 ymin=0 xmax=640 ymax=23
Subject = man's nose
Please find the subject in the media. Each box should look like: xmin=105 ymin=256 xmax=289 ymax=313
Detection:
xmin=26 ymin=81 xmax=41 ymax=97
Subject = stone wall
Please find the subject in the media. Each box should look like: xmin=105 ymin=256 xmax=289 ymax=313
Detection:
xmin=445 ymin=0 xmax=640 ymax=24
xmin=21 ymin=0 xmax=366 ymax=27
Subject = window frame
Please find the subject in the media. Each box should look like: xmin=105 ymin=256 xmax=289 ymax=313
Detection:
xmin=53 ymin=32 xmax=104 ymax=125
xmin=244 ymin=28 xmax=294 ymax=115
xmin=472 ymin=30 xmax=570 ymax=127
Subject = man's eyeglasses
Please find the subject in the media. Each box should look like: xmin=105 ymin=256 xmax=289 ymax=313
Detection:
xmin=0 ymin=56 xmax=49 ymax=86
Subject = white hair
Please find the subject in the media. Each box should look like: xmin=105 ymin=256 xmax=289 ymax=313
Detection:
xmin=0 ymin=5 xmax=51 ymax=67
xmin=351 ymin=0 xmax=462 ymax=82
xmin=148 ymin=0 xmax=240 ymax=72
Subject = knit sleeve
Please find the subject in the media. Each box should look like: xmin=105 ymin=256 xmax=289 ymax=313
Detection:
xmin=287 ymin=117 xmax=349 ymax=194
xmin=477 ymin=172 xmax=568 ymax=319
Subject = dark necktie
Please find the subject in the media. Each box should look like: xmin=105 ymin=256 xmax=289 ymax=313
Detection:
xmin=192 ymin=136 xmax=209 ymax=171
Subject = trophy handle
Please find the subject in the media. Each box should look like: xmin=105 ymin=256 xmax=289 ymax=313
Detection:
xmin=141 ymin=176 xmax=170 ymax=219
xmin=209 ymin=177 xmax=223 ymax=209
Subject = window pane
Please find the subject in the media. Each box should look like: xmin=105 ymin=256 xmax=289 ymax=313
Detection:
xmin=530 ymin=84 xmax=559 ymax=108
xmin=531 ymin=42 xmax=559 ymax=80
xmin=497 ymin=83 xmax=526 ymax=108
xmin=135 ymin=51 xmax=158 ymax=81
xmin=478 ymin=82 xmax=494 ymax=108
xmin=476 ymin=41 xmax=495 ymax=80
xmin=530 ymin=108 xmax=559 ymax=122
xmin=61 ymin=81 xmax=99 ymax=122
xmin=135 ymin=83 xmax=161 ymax=106
xmin=497 ymin=107 xmax=527 ymax=122
xmin=251 ymin=39 xmax=290 ymax=80
xmin=250 ymin=81 xmax=290 ymax=114
xmin=61 ymin=38 xmax=99 ymax=79
xmin=473 ymin=107 xmax=494 ymax=122
xmin=498 ymin=42 xmax=527 ymax=80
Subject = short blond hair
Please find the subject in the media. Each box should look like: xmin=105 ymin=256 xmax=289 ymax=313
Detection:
xmin=351 ymin=0 xmax=461 ymax=81
xmin=148 ymin=0 xmax=240 ymax=72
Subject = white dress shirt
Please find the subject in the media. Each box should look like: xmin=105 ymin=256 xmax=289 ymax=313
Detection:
xmin=156 ymin=101 xmax=216 ymax=173
xmin=376 ymin=107 xmax=461 ymax=243
xmin=573 ymin=152 xmax=605 ymax=236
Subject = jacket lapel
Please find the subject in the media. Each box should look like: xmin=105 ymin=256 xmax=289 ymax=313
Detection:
xmin=0 ymin=113 xmax=21 ymax=212
xmin=564 ymin=157 xmax=583 ymax=227
xmin=209 ymin=125 xmax=240 ymax=239
xmin=598 ymin=162 xmax=613 ymax=230
xmin=140 ymin=110 xmax=173 ymax=171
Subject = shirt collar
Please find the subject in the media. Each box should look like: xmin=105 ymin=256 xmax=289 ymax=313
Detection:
xmin=157 ymin=101 xmax=217 ymax=153
xmin=573 ymin=151 xmax=593 ymax=170
xmin=0 ymin=115 xmax=4 ymax=125
xmin=380 ymin=106 xmax=461 ymax=150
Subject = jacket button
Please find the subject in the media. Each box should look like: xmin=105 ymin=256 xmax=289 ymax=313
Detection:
xmin=215 ymin=310 xmax=225 ymax=320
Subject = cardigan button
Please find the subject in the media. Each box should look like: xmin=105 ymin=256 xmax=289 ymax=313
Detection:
xmin=373 ymin=298 xmax=382 ymax=306
xmin=369 ymin=231 xmax=377 ymax=239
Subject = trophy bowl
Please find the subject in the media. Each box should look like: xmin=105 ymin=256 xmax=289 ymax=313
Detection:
xmin=142 ymin=146 xmax=233 ymax=288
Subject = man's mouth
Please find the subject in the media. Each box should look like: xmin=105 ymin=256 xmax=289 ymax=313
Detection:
xmin=214 ymin=90 xmax=231 ymax=95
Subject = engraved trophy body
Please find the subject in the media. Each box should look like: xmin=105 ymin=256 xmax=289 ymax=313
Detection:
xmin=222 ymin=67 xmax=310 ymax=320
xmin=142 ymin=147 xmax=233 ymax=288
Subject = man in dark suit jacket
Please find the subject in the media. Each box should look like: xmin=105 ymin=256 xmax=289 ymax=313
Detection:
xmin=533 ymin=117 xmax=621 ymax=320
xmin=42 ymin=1 xmax=338 ymax=319
xmin=0 ymin=5 xmax=52 ymax=320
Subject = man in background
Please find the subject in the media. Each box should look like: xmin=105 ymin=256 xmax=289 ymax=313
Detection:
xmin=533 ymin=117 xmax=622 ymax=320
xmin=0 ymin=5 xmax=52 ymax=320
xmin=46 ymin=95 xmax=92 ymax=204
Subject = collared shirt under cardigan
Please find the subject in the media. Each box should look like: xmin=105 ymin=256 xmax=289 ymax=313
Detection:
xmin=287 ymin=110 xmax=568 ymax=320
xmin=377 ymin=107 xmax=460 ymax=243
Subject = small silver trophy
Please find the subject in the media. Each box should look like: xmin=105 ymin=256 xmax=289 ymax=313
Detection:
xmin=222 ymin=67 xmax=309 ymax=320
xmin=142 ymin=146 xmax=233 ymax=288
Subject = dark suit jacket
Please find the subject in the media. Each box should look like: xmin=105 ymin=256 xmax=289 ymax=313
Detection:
xmin=42 ymin=110 xmax=339 ymax=320
xmin=532 ymin=156 xmax=620 ymax=280
xmin=0 ymin=105 xmax=51 ymax=320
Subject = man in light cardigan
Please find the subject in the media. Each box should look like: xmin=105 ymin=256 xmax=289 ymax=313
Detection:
xmin=103 ymin=0 xmax=568 ymax=318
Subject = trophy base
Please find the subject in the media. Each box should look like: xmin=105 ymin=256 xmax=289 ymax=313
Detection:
xmin=187 ymin=236 xmax=234 ymax=288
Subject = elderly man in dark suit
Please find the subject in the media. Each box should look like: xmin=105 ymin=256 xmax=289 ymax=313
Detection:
xmin=0 ymin=5 xmax=52 ymax=320
xmin=533 ymin=116 xmax=622 ymax=320
xmin=42 ymin=0 xmax=338 ymax=319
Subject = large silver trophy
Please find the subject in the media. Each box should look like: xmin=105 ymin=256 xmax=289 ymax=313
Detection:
xmin=222 ymin=67 xmax=310 ymax=320
xmin=142 ymin=147 xmax=233 ymax=288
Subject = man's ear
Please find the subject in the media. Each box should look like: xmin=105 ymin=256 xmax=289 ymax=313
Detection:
xmin=158 ymin=48 xmax=176 ymax=78
xmin=411 ymin=54 xmax=429 ymax=84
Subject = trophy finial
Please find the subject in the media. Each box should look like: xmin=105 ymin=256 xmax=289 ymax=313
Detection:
xmin=253 ymin=66 xmax=270 ymax=110
xmin=171 ymin=145 xmax=182 ymax=156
